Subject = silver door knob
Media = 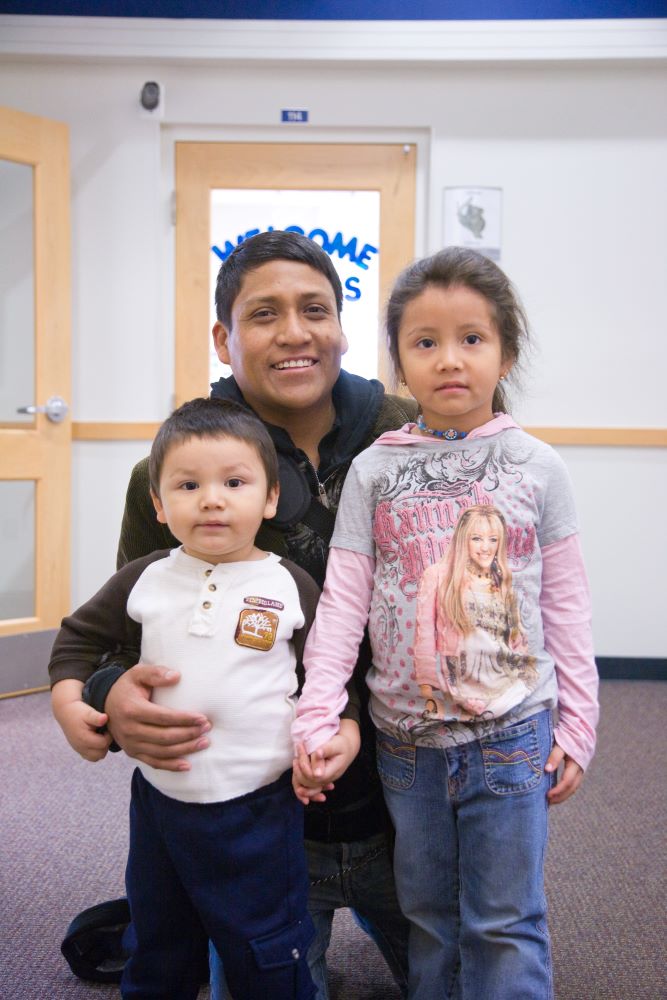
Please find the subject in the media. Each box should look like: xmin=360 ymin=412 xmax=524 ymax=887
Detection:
xmin=17 ymin=395 xmax=69 ymax=423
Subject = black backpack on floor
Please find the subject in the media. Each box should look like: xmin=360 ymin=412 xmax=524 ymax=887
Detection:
xmin=61 ymin=897 xmax=130 ymax=984
xmin=61 ymin=898 xmax=210 ymax=984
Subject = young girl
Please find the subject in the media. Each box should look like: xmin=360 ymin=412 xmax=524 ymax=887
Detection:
xmin=292 ymin=247 xmax=599 ymax=1000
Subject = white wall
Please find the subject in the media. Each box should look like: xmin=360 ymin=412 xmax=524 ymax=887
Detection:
xmin=0 ymin=42 xmax=665 ymax=656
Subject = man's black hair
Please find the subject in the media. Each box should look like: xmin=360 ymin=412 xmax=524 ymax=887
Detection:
xmin=214 ymin=230 xmax=343 ymax=327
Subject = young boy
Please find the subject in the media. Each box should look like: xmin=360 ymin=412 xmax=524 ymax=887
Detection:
xmin=48 ymin=397 xmax=319 ymax=1000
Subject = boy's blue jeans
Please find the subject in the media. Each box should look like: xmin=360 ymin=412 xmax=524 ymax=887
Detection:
xmin=122 ymin=768 xmax=315 ymax=1000
xmin=377 ymin=710 xmax=555 ymax=1000
xmin=211 ymin=829 xmax=409 ymax=1000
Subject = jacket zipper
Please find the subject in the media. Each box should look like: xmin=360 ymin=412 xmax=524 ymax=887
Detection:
xmin=304 ymin=457 xmax=331 ymax=509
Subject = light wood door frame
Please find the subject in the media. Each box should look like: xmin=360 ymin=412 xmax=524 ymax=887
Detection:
xmin=174 ymin=141 xmax=416 ymax=406
xmin=0 ymin=107 xmax=71 ymax=637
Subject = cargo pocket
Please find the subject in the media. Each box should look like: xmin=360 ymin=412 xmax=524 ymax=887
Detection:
xmin=248 ymin=917 xmax=316 ymax=999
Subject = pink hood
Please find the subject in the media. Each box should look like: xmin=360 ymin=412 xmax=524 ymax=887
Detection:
xmin=374 ymin=413 xmax=519 ymax=447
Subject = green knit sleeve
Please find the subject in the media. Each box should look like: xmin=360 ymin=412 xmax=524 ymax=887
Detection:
xmin=116 ymin=457 xmax=178 ymax=570
xmin=367 ymin=392 xmax=418 ymax=446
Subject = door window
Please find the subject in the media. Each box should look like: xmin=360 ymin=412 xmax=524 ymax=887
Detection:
xmin=209 ymin=188 xmax=380 ymax=382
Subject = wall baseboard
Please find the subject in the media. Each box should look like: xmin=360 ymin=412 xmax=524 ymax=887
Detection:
xmin=596 ymin=657 xmax=667 ymax=681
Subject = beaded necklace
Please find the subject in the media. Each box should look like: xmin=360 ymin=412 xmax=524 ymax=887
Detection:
xmin=416 ymin=416 xmax=468 ymax=441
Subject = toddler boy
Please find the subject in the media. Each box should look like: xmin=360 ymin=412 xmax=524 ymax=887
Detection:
xmin=49 ymin=397 xmax=319 ymax=1000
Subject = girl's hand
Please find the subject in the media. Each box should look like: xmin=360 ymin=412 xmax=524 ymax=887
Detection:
xmin=292 ymin=744 xmax=334 ymax=805
xmin=311 ymin=718 xmax=361 ymax=784
xmin=545 ymin=742 xmax=584 ymax=805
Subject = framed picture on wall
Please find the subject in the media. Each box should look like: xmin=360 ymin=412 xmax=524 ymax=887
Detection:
xmin=443 ymin=186 xmax=502 ymax=261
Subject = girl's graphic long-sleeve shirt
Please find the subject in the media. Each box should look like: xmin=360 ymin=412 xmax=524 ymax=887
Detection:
xmin=293 ymin=415 xmax=598 ymax=770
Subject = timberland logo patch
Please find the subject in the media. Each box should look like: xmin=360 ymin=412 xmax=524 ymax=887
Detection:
xmin=235 ymin=608 xmax=279 ymax=651
xmin=244 ymin=595 xmax=285 ymax=611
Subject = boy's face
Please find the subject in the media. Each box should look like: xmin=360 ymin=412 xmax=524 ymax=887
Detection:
xmin=212 ymin=259 xmax=348 ymax=427
xmin=152 ymin=435 xmax=278 ymax=565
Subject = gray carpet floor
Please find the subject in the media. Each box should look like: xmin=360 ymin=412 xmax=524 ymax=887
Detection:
xmin=1 ymin=681 xmax=665 ymax=999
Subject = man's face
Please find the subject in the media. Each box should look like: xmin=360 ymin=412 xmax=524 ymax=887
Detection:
xmin=213 ymin=260 xmax=348 ymax=427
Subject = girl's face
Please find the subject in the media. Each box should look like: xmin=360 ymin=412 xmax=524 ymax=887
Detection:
xmin=467 ymin=518 xmax=500 ymax=570
xmin=397 ymin=284 xmax=509 ymax=434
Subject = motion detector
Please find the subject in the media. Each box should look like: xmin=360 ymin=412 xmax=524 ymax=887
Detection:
xmin=140 ymin=81 xmax=161 ymax=112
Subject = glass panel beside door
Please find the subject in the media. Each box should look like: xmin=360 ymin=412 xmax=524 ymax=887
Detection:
xmin=0 ymin=160 xmax=35 ymax=426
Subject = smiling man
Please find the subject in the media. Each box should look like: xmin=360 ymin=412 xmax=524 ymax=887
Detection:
xmin=51 ymin=231 xmax=416 ymax=998
xmin=212 ymin=255 xmax=347 ymax=459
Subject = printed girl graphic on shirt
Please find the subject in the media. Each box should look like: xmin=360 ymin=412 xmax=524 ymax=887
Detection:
xmin=414 ymin=505 xmax=537 ymax=722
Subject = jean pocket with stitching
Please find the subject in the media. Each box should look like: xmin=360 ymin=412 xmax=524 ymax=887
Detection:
xmin=376 ymin=733 xmax=416 ymax=791
xmin=481 ymin=715 xmax=548 ymax=796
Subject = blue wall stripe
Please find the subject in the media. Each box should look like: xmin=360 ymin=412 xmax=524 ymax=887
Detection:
xmin=1 ymin=1 xmax=666 ymax=18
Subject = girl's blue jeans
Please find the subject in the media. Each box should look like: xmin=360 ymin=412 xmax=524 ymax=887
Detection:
xmin=377 ymin=710 xmax=555 ymax=1000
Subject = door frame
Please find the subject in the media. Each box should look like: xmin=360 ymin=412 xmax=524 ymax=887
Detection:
xmin=0 ymin=106 xmax=71 ymax=641
xmin=174 ymin=141 xmax=417 ymax=406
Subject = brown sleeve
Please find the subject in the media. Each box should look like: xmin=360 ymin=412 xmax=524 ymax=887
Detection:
xmin=278 ymin=558 xmax=320 ymax=665
xmin=116 ymin=457 xmax=178 ymax=570
xmin=48 ymin=551 xmax=170 ymax=686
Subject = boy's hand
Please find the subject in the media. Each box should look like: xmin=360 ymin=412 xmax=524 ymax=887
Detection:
xmin=51 ymin=679 xmax=111 ymax=761
xmin=104 ymin=663 xmax=211 ymax=772
xmin=545 ymin=742 xmax=584 ymax=805
xmin=292 ymin=719 xmax=361 ymax=805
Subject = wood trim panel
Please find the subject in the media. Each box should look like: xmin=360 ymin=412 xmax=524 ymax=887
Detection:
xmin=0 ymin=685 xmax=49 ymax=700
xmin=72 ymin=422 xmax=159 ymax=441
xmin=524 ymin=427 xmax=667 ymax=447
xmin=70 ymin=421 xmax=667 ymax=447
xmin=0 ymin=617 xmax=39 ymax=638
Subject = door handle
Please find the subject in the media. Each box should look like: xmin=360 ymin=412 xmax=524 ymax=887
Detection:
xmin=17 ymin=395 xmax=69 ymax=423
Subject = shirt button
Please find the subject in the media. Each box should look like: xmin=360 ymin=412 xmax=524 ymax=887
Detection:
xmin=202 ymin=601 xmax=212 ymax=609
xmin=205 ymin=569 xmax=212 ymax=577
xmin=291 ymin=948 xmax=300 ymax=960
xmin=208 ymin=583 xmax=217 ymax=592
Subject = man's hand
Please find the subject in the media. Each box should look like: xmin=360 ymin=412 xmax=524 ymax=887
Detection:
xmin=292 ymin=718 xmax=361 ymax=805
xmin=105 ymin=663 xmax=211 ymax=772
xmin=545 ymin=742 xmax=584 ymax=805
xmin=51 ymin=679 xmax=111 ymax=761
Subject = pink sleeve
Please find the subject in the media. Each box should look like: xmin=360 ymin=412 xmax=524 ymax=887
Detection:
xmin=292 ymin=547 xmax=374 ymax=755
xmin=541 ymin=533 xmax=599 ymax=770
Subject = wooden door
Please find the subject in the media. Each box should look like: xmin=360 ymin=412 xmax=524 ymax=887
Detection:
xmin=0 ymin=106 xmax=71 ymax=639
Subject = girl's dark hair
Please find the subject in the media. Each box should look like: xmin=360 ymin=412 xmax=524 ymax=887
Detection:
xmin=149 ymin=397 xmax=279 ymax=497
xmin=215 ymin=230 xmax=343 ymax=327
xmin=386 ymin=247 xmax=529 ymax=413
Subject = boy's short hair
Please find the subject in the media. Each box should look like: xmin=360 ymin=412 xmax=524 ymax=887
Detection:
xmin=149 ymin=397 xmax=279 ymax=497
xmin=214 ymin=230 xmax=344 ymax=328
